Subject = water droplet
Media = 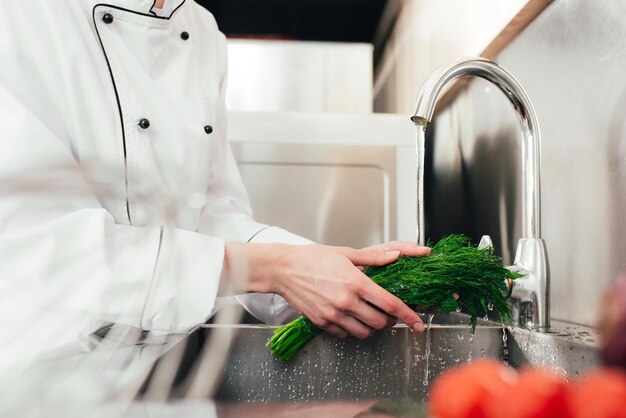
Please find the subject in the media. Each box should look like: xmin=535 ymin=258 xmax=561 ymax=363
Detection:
xmin=487 ymin=301 xmax=494 ymax=311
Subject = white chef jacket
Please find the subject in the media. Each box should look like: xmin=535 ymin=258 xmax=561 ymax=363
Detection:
xmin=0 ymin=0 xmax=310 ymax=343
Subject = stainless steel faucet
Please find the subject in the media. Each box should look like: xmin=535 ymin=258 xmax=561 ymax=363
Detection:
xmin=410 ymin=57 xmax=550 ymax=330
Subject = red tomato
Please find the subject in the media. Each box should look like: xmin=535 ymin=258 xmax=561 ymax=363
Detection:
xmin=428 ymin=359 xmax=516 ymax=418
xmin=568 ymin=368 xmax=626 ymax=418
xmin=482 ymin=367 xmax=570 ymax=418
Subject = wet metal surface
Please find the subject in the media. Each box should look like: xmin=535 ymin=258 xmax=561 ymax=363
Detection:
xmin=507 ymin=320 xmax=599 ymax=376
xmin=214 ymin=324 xmax=501 ymax=402
xmin=205 ymin=315 xmax=598 ymax=403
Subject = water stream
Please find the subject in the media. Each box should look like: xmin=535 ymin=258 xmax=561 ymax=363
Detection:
xmin=422 ymin=314 xmax=435 ymax=386
xmin=501 ymin=322 xmax=509 ymax=360
xmin=415 ymin=124 xmax=427 ymax=246
xmin=414 ymin=121 xmax=512 ymax=385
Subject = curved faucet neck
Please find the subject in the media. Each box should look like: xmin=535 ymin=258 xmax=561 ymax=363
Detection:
xmin=411 ymin=57 xmax=542 ymax=239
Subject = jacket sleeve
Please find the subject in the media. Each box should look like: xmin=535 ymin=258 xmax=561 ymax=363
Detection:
xmin=196 ymin=33 xmax=313 ymax=325
xmin=0 ymin=80 xmax=224 ymax=334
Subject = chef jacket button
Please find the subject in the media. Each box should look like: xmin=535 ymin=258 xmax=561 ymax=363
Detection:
xmin=138 ymin=118 xmax=151 ymax=129
xmin=204 ymin=125 xmax=213 ymax=135
xmin=180 ymin=31 xmax=190 ymax=41
xmin=102 ymin=13 xmax=114 ymax=24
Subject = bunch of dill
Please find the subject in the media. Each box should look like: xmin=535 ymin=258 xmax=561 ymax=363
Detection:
xmin=267 ymin=235 xmax=521 ymax=361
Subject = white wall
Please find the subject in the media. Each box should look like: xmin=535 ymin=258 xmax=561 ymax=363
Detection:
xmin=374 ymin=0 xmax=527 ymax=114
xmin=226 ymin=40 xmax=373 ymax=113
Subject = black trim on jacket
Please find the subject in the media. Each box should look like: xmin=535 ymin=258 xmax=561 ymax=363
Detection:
xmin=91 ymin=1 xmax=188 ymax=224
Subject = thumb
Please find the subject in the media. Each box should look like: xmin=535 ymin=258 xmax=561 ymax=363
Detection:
xmin=341 ymin=247 xmax=401 ymax=267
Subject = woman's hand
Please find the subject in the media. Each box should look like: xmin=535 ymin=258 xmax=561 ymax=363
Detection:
xmin=222 ymin=241 xmax=431 ymax=339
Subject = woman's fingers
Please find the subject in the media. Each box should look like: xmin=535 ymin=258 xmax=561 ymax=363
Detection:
xmin=323 ymin=324 xmax=349 ymax=339
xmin=313 ymin=312 xmax=371 ymax=340
xmin=347 ymin=301 xmax=397 ymax=330
xmin=338 ymin=242 xmax=431 ymax=267
xmin=357 ymin=277 xmax=425 ymax=332
xmin=337 ymin=246 xmax=401 ymax=266
xmin=379 ymin=241 xmax=432 ymax=257
xmin=336 ymin=315 xmax=374 ymax=340
xmin=321 ymin=296 xmax=399 ymax=339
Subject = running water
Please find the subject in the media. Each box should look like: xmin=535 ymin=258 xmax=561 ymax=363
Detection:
xmin=422 ymin=314 xmax=435 ymax=386
xmin=501 ymin=322 xmax=509 ymax=360
xmin=415 ymin=124 xmax=427 ymax=246
xmin=468 ymin=331 xmax=475 ymax=361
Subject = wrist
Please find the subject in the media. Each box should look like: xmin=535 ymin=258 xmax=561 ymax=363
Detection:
xmin=222 ymin=242 xmax=289 ymax=295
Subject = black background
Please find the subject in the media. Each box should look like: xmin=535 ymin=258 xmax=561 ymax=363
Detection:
xmin=196 ymin=0 xmax=389 ymax=43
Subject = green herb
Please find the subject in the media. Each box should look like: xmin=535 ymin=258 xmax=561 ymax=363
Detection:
xmin=267 ymin=235 xmax=522 ymax=361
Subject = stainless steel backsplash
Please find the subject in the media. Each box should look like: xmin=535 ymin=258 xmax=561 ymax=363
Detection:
xmin=426 ymin=0 xmax=626 ymax=326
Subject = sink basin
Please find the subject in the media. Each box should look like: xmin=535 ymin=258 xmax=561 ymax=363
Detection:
xmin=214 ymin=321 xmax=502 ymax=402
xmin=0 ymin=316 xmax=599 ymax=418
xmin=141 ymin=314 xmax=599 ymax=404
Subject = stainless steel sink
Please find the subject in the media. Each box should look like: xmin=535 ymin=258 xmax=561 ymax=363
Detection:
xmin=206 ymin=314 xmax=599 ymax=403
xmin=214 ymin=322 xmax=500 ymax=402
xmin=2 ymin=317 xmax=599 ymax=418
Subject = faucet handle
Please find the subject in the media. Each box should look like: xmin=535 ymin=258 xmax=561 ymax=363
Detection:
xmin=504 ymin=264 xmax=527 ymax=299
xmin=476 ymin=235 xmax=514 ymax=298
xmin=477 ymin=235 xmax=493 ymax=250
xmin=507 ymin=238 xmax=550 ymax=330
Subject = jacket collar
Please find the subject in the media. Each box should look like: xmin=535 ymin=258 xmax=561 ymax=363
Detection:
xmin=92 ymin=0 xmax=185 ymax=16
